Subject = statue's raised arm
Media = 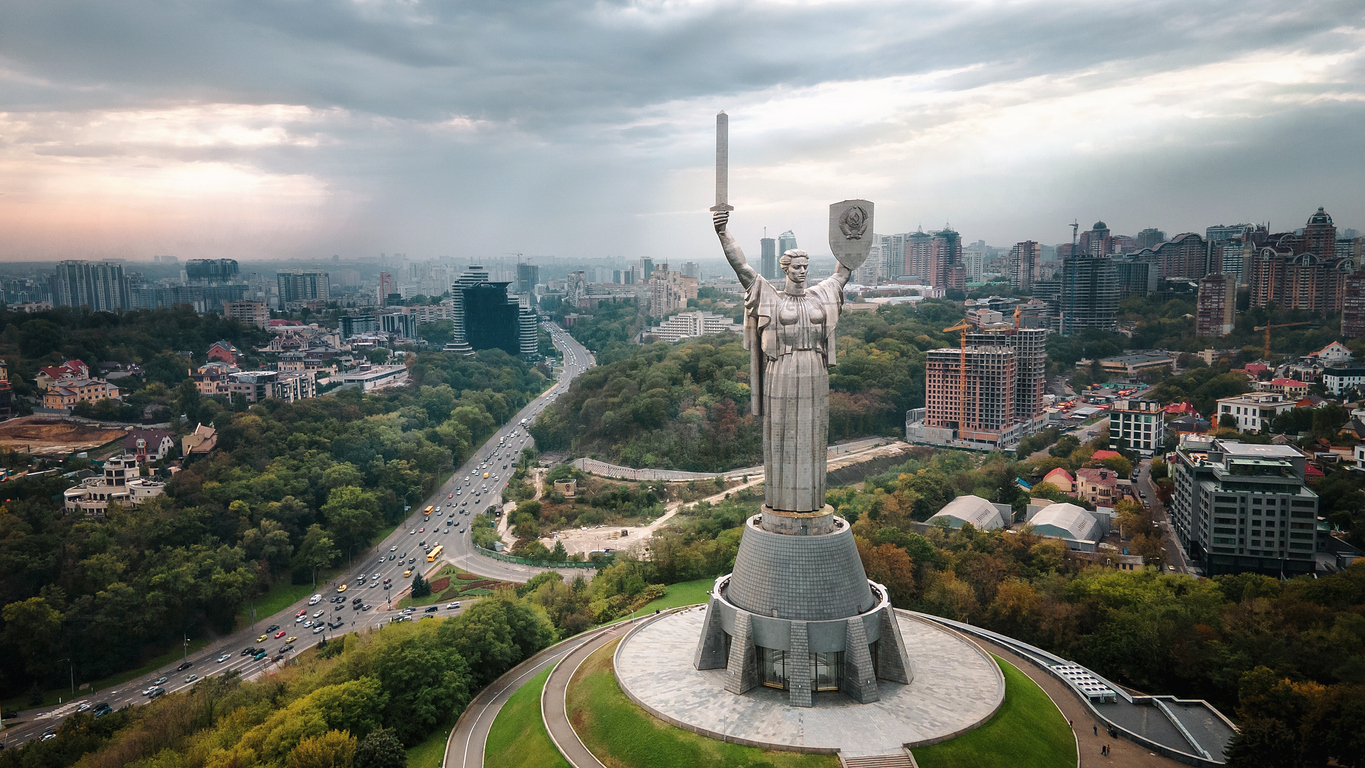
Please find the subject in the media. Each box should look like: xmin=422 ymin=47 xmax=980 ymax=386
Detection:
xmin=714 ymin=211 xmax=757 ymax=290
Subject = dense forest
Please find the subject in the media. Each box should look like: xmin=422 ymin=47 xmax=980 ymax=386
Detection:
xmin=533 ymin=300 xmax=963 ymax=470
xmin=0 ymin=593 xmax=556 ymax=768
xmin=0 ymin=348 xmax=547 ymax=695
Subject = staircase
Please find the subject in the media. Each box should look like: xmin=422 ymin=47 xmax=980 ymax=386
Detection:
xmin=841 ymin=753 xmax=917 ymax=768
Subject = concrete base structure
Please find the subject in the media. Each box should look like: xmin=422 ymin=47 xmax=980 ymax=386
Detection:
xmin=622 ymin=607 xmax=1005 ymax=758
xmin=694 ymin=513 xmax=913 ymax=707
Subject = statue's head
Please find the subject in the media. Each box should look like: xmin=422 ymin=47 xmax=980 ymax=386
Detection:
xmin=780 ymin=250 xmax=809 ymax=285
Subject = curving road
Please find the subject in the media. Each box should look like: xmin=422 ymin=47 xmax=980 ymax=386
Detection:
xmin=442 ymin=626 xmax=618 ymax=768
xmin=3 ymin=322 xmax=595 ymax=749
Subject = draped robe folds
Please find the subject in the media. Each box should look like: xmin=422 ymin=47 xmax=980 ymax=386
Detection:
xmin=743 ymin=274 xmax=845 ymax=513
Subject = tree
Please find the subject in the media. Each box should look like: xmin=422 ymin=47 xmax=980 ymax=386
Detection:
xmin=355 ymin=728 xmax=407 ymax=768
xmin=175 ymin=378 xmax=203 ymax=424
xmin=288 ymin=729 xmax=358 ymax=768
xmin=296 ymin=524 xmax=340 ymax=588
xmin=1220 ymin=413 xmax=1239 ymax=430
xmin=411 ymin=572 xmax=431 ymax=599
xmin=3 ymin=596 xmax=64 ymax=678
xmin=550 ymin=541 xmax=568 ymax=562
xmin=1224 ymin=718 xmax=1298 ymax=768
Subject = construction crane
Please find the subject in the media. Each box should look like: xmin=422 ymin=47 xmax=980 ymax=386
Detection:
xmin=944 ymin=320 xmax=972 ymax=434
xmin=1252 ymin=321 xmax=1312 ymax=358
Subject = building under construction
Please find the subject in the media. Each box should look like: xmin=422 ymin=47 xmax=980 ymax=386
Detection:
xmin=908 ymin=325 xmax=1048 ymax=451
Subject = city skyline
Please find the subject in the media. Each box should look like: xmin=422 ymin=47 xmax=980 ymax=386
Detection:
xmin=0 ymin=1 xmax=1362 ymax=263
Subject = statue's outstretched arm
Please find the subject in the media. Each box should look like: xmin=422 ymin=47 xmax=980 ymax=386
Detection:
xmin=713 ymin=211 xmax=757 ymax=290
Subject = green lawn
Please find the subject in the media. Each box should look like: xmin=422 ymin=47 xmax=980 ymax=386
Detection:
xmin=567 ymin=638 xmax=838 ymax=768
xmin=1 ymin=638 xmax=212 ymax=713
xmin=236 ymin=580 xmax=324 ymax=630
xmin=485 ymin=667 xmax=571 ymax=768
xmin=912 ymin=656 xmax=1076 ymax=768
xmin=406 ymin=724 xmax=453 ymax=768
xmin=637 ymin=578 xmax=713 ymax=613
xmin=400 ymin=564 xmax=510 ymax=608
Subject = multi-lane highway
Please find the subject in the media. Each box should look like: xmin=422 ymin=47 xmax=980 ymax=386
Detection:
xmin=3 ymin=323 xmax=595 ymax=748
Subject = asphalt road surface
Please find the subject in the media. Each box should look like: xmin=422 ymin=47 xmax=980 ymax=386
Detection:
xmin=1136 ymin=458 xmax=1194 ymax=575
xmin=3 ymin=323 xmax=596 ymax=748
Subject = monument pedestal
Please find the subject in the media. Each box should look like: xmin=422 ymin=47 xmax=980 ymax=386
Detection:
xmin=695 ymin=512 xmax=913 ymax=706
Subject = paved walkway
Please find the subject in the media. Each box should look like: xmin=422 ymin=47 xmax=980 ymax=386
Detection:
xmin=542 ymin=623 xmax=631 ymax=768
xmin=613 ymin=608 xmax=1003 ymax=757
xmin=969 ymin=636 xmax=1186 ymax=768
xmin=571 ymin=438 xmax=901 ymax=482
xmin=443 ymin=627 xmax=615 ymax=768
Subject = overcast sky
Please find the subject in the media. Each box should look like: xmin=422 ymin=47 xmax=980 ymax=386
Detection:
xmin=1 ymin=0 xmax=1362 ymax=264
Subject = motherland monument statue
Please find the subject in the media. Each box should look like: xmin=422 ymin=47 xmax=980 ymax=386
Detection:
xmin=692 ymin=112 xmax=911 ymax=706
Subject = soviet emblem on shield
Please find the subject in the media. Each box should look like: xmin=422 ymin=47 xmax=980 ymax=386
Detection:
xmin=829 ymin=199 xmax=874 ymax=270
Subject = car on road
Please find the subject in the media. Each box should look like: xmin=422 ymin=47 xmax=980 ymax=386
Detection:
xmin=384 ymin=583 xmax=392 ymax=589
xmin=149 ymin=688 xmax=167 ymax=699
xmin=177 ymin=661 xmax=193 ymax=671
xmin=280 ymin=644 xmax=295 ymax=653
xmin=77 ymin=702 xmax=91 ymax=712
xmin=296 ymin=608 xmax=308 ymax=617
xmin=217 ymin=653 xmax=231 ymax=663
xmin=274 ymin=629 xmax=286 ymax=638
xmin=369 ymin=581 xmax=378 ymax=588
xmin=390 ymin=545 xmax=397 ymax=551
xmin=362 ymin=604 xmax=371 ymax=611
xmin=403 ymin=569 xmax=413 ymax=577
xmin=424 ymin=606 xmax=439 ymax=613
xmin=447 ymin=602 xmax=461 ymax=609
xmin=336 ymin=584 xmax=347 ymax=593
xmin=371 ymin=572 xmax=380 ymax=580
xmin=389 ymin=554 xmax=396 ymax=561
xmin=419 ymin=526 xmax=425 ymax=533
xmin=409 ymin=529 xmax=416 ymax=535
xmin=309 ymin=594 xmax=322 ymax=605
xmin=296 ymin=615 xmax=306 ymax=623
xmin=383 ymin=577 xmax=391 ymax=584
xmin=185 ymin=674 xmax=198 ymax=683
xmin=154 ymin=676 xmax=167 ymax=686
xmin=253 ymin=651 xmax=268 ymax=660
xmin=313 ymin=626 xmax=324 ymax=634
xmin=266 ymin=624 xmax=279 ymax=632
xmin=313 ymin=609 xmax=323 ymax=618
xmin=273 ymin=654 xmax=285 ymax=663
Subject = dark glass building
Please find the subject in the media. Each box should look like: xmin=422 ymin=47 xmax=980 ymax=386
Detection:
xmin=463 ymin=282 xmax=521 ymax=355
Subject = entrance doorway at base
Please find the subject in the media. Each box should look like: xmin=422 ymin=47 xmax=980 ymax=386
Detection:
xmin=755 ymin=647 xmax=845 ymax=692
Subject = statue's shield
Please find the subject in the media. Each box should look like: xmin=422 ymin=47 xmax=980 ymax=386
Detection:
xmin=828 ymin=200 xmax=874 ymax=270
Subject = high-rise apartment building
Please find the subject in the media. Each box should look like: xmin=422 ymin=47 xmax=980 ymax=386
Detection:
xmin=962 ymin=243 xmax=985 ymax=284
xmin=967 ymin=327 xmax=1047 ymax=424
xmin=905 ymin=230 xmax=931 ymax=280
xmin=1047 ymin=254 xmax=1118 ymax=335
xmin=185 ymin=258 xmax=239 ymax=283
xmin=923 ymin=344 xmax=1017 ymax=447
xmin=1135 ymin=228 xmax=1166 ymax=251
xmin=681 ymin=261 xmax=700 ymax=279
xmin=53 ymin=260 xmax=132 ymax=312
xmin=276 ymin=271 xmax=330 ymax=304
xmin=1008 ymin=241 xmax=1041 ymax=291
xmin=1343 ymin=272 xmax=1365 ymax=338
xmin=928 ymin=228 xmax=963 ymax=290
xmin=777 ymin=231 xmax=798 ymax=261
xmin=515 ymin=263 xmax=540 ymax=295
xmin=445 ymin=265 xmax=490 ymax=355
xmin=1170 ymin=437 xmax=1318 ymax=577
xmin=649 ymin=265 xmax=698 ymax=318
xmin=909 ymin=326 xmax=1046 ymax=450
xmin=223 ymin=301 xmax=269 ymax=329
xmin=1114 ymin=255 xmax=1158 ymax=296
xmin=760 ymin=237 xmax=777 ymax=280
xmin=1196 ymin=273 xmax=1236 ymax=338
xmin=1079 ymin=221 xmax=1113 ymax=257
xmin=1248 ymin=208 xmax=1354 ymax=314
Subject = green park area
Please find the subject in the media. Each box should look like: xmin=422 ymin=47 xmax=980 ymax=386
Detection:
xmin=485 ymin=667 xmax=572 ymax=768
xmin=406 ymin=724 xmax=454 ymax=768
xmin=400 ymin=563 xmax=510 ymax=608
xmin=567 ymin=639 xmax=839 ymax=768
xmin=912 ymin=657 xmax=1076 ymax=768
xmin=636 ymin=577 xmax=712 ymax=613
